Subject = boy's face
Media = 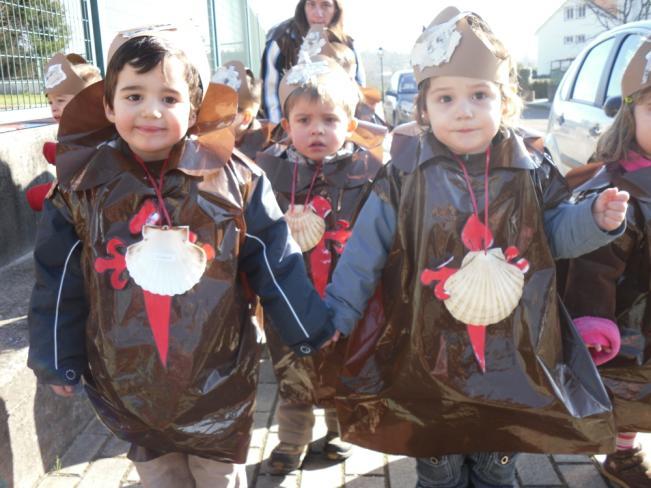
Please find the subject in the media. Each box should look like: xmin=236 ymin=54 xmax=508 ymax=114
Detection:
xmin=634 ymin=92 xmax=651 ymax=157
xmin=48 ymin=94 xmax=75 ymax=122
xmin=281 ymin=96 xmax=356 ymax=163
xmin=104 ymin=57 xmax=196 ymax=162
xmin=424 ymin=76 xmax=502 ymax=155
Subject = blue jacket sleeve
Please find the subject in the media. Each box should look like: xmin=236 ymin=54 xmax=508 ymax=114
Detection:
xmin=352 ymin=44 xmax=366 ymax=87
xmin=325 ymin=193 xmax=396 ymax=335
xmin=239 ymin=174 xmax=334 ymax=355
xmin=261 ymin=40 xmax=283 ymax=123
xmin=27 ymin=198 xmax=88 ymax=385
xmin=544 ymin=194 xmax=625 ymax=259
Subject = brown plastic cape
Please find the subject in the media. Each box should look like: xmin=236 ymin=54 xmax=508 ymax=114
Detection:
xmin=563 ymin=161 xmax=651 ymax=432
xmin=333 ymin=128 xmax=616 ymax=457
xmin=52 ymin=80 xmax=265 ymax=463
xmin=256 ymin=130 xmax=385 ymax=407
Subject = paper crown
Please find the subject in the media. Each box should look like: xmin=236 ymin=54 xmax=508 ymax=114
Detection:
xmin=106 ymin=24 xmax=211 ymax=95
xmin=622 ymin=38 xmax=651 ymax=98
xmin=43 ymin=53 xmax=90 ymax=96
xmin=410 ymin=7 xmax=510 ymax=85
xmin=212 ymin=61 xmax=259 ymax=110
xmin=299 ymin=26 xmax=357 ymax=79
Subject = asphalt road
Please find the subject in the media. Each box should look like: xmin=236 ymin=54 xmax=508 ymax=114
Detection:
xmin=521 ymin=102 xmax=550 ymax=134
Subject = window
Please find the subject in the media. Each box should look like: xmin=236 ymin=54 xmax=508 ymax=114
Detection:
xmin=572 ymin=38 xmax=615 ymax=104
xmin=565 ymin=7 xmax=574 ymax=20
xmin=607 ymin=35 xmax=645 ymax=98
xmin=575 ymin=34 xmax=586 ymax=44
xmin=577 ymin=5 xmax=586 ymax=18
xmin=564 ymin=36 xmax=574 ymax=44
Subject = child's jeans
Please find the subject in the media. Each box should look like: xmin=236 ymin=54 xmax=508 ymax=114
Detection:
xmin=416 ymin=453 xmax=518 ymax=488
xmin=134 ymin=452 xmax=246 ymax=488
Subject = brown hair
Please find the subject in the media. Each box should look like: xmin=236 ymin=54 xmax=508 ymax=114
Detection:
xmin=283 ymin=80 xmax=359 ymax=119
xmin=240 ymin=68 xmax=262 ymax=113
xmin=414 ymin=13 xmax=522 ymax=130
xmin=104 ymin=36 xmax=202 ymax=112
xmin=72 ymin=63 xmax=101 ymax=85
xmin=595 ymin=87 xmax=651 ymax=163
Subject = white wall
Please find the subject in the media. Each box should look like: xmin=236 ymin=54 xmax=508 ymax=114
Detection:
xmin=536 ymin=1 xmax=608 ymax=75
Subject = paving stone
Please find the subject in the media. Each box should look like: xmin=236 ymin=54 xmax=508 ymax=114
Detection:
xmin=558 ymin=463 xmax=610 ymax=488
xmin=387 ymin=455 xmax=417 ymax=488
xmin=515 ymin=454 xmax=561 ymax=485
xmin=345 ymin=447 xmax=384 ymax=476
xmin=77 ymin=457 xmax=132 ymax=488
xmin=37 ymin=475 xmax=81 ymax=488
xmin=256 ymin=384 xmax=278 ymax=413
xmin=56 ymin=427 xmax=110 ymax=476
xmin=98 ymin=435 xmax=130 ymax=458
xmin=255 ymin=474 xmax=298 ymax=487
xmin=124 ymin=465 xmax=140 ymax=483
xmin=300 ymin=458 xmax=344 ymax=487
xmin=344 ymin=475 xmax=385 ymax=487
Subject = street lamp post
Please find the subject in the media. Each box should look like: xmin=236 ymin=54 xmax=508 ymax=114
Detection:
xmin=378 ymin=47 xmax=384 ymax=102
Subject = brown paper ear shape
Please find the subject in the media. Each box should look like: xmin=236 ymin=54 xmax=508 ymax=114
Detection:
xmin=191 ymin=82 xmax=238 ymax=162
xmin=411 ymin=7 xmax=509 ymax=85
xmin=622 ymin=39 xmax=651 ymax=98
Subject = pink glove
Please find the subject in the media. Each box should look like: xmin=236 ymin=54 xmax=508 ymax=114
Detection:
xmin=574 ymin=316 xmax=621 ymax=366
xmin=42 ymin=141 xmax=57 ymax=165
xmin=25 ymin=182 xmax=53 ymax=211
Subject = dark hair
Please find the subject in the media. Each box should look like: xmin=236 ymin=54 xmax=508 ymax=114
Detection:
xmin=104 ymin=36 xmax=202 ymax=112
xmin=293 ymin=0 xmax=346 ymax=39
xmin=241 ymin=68 xmax=262 ymax=113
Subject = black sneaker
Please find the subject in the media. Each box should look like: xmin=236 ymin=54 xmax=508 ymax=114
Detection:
xmin=323 ymin=431 xmax=353 ymax=461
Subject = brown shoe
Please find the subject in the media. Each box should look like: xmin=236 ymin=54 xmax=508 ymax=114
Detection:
xmin=267 ymin=442 xmax=307 ymax=475
xmin=601 ymin=446 xmax=651 ymax=488
xmin=323 ymin=431 xmax=353 ymax=461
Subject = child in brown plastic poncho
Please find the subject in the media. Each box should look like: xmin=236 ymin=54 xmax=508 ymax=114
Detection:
xmin=324 ymin=7 xmax=630 ymax=488
xmin=25 ymin=53 xmax=101 ymax=211
xmin=27 ymin=25 xmax=336 ymax=487
xmin=563 ymin=39 xmax=651 ymax=488
xmin=255 ymin=44 xmax=386 ymax=473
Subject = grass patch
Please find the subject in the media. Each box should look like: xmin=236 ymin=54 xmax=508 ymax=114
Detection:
xmin=0 ymin=93 xmax=47 ymax=110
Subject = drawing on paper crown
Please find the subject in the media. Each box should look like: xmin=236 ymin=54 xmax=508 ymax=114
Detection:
xmin=212 ymin=65 xmax=242 ymax=90
xmin=643 ymin=51 xmax=651 ymax=84
xmin=300 ymin=30 xmax=327 ymax=58
xmin=45 ymin=64 xmax=66 ymax=89
xmin=286 ymin=58 xmax=331 ymax=86
xmin=411 ymin=17 xmax=462 ymax=69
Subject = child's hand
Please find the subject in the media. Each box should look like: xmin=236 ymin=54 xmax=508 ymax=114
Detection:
xmin=320 ymin=330 xmax=342 ymax=349
xmin=49 ymin=385 xmax=75 ymax=397
xmin=592 ymin=187 xmax=629 ymax=232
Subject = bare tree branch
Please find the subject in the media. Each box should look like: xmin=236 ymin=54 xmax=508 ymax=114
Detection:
xmin=582 ymin=0 xmax=651 ymax=29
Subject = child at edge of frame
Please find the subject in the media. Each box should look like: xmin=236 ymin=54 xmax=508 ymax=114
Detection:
xmin=254 ymin=51 xmax=386 ymax=474
xmin=563 ymin=37 xmax=651 ymax=488
xmin=27 ymin=25 xmax=336 ymax=488
xmin=25 ymin=53 xmax=101 ymax=212
xmin=324 ymin=7 xmax=629 ymax=488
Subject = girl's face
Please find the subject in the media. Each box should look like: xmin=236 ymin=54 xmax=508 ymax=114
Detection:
xmin=304 ymin=0 xmax=336 ymax=27
xmin=424 ymin=75 xmax=503 ymax=155
xmin=634 ymin=93 xmax=651 ymax=157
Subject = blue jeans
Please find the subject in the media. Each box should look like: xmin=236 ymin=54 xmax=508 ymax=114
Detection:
xmin=416 ymin=453 xmax=518 ymax=488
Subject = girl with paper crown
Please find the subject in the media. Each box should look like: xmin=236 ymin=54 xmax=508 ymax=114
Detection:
xmin=324 ymin=7 xmax=629 ymax=487
xmin=563 ymin=38 xmax=651 ymax=488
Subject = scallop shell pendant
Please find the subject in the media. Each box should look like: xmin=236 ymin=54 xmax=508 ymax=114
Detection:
xmin=444 ymin=248 xmax=524 ymax=325
xmin=125 ymin=225 xmax=207 ymax=296
xmin=284 ymin=204 xmax=326 ymax=252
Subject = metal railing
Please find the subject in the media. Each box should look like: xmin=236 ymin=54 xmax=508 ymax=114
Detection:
xmin=0 ymin=0 xmax=93 ymax=111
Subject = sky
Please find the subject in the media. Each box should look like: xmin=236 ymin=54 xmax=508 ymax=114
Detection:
xmin=247 ymin=0 xmax=567 ymax=62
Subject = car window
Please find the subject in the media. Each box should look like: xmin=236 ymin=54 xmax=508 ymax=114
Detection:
xmin=398 ymin=73 xmax=417 ymax=93
xmin=571 ymin=37 xmax=615 ymax=104
xmin=606 ymin=34 xmax=645 ymax=98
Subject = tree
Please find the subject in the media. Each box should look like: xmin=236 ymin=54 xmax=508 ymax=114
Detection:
xmin=583 ymin=0 xmax=651 ymax=30
xmin=0 ymin=0 xmax=69 ymax=80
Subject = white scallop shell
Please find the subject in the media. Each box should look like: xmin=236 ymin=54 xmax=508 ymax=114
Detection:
xmin=284 ymin=205 xmax=326 ymax=252
xmin=443 ymin=248 xmax=524 ymax=325
xmin=125 ymin=225 xmax=207 ymax=296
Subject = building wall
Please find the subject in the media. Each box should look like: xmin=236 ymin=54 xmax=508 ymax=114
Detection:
xmin=536 ymin=1 xmax=608 ymax=75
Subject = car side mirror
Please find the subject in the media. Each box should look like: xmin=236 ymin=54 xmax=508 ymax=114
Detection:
xmin=603 ymin=96 xmax=622 ymax=118
xmin=386 ymin=90 xmax=397 ymax=98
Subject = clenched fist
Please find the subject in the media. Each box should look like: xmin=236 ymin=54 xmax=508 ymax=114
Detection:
xmin=592 ymin=187 xmax=629 ymax=232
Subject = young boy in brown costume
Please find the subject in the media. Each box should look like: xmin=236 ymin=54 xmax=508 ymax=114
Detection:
xmin=563 ymin=39 xmax=651 ymax=488
xmin=256 ymin=52 xmax=386 ymax=473
xmin=27 ymin=25 xmax=335 ymax=487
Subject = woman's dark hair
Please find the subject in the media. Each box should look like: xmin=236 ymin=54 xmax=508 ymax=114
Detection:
xmin=104 ymin=36 xmax=202 ymax=112
xmin=293 ymin=0 xmax=345 ymax=39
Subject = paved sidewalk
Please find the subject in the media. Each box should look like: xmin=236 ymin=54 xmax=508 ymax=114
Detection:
xmin=34 ymin=353 xmax=637 ymax=488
